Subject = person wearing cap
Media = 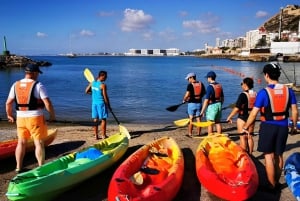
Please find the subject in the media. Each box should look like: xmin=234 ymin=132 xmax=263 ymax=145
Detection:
xmin=85 ymin=70 xmax=111 ymax=140
xmin=182 ymin=72 xmax=206 ymax=137
xmin=6 ymin=64 xmax=56 ymax=173
xmin=226 ymin=77 xmax=257 ymax=154
xmin=243 ymin=63 xmax=298 ymax=190
xmin=200 ymin=71 xmax=224 ymax=134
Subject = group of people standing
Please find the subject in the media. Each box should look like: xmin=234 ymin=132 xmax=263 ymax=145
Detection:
xmin=182 ymin=63 xmax=298 ymax=191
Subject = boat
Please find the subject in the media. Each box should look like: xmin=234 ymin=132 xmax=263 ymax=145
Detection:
xmin=6 ymin=132 xmax=129 ymax=201
xmin=284 ymin=152 xmax=300 ymax=201
xmin=108 ymin=136 xmax=184 ymax=201
xmin=0 ymin=128 xmax=58 ymax=160
xmin=66 ymin=52 xmax=77 ymax=58
xmin=195 ymin=134 xmax=259 ymax=200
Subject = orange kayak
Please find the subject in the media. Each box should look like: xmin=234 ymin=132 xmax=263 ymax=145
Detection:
xmin=196 ymin=134 xmax=258 ymax=200
xmin=0 ymin=128 xmax=58 ymax=160
xmin=108 ymin=136 xmax=184 ymax=201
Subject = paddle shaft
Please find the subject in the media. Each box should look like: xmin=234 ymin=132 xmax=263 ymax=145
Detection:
xmin=109 ymin=108 xmax=121 ymax=125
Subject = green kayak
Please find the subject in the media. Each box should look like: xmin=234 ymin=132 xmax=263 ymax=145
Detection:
xmin=6 ymin=132 xmax=129 ymax=201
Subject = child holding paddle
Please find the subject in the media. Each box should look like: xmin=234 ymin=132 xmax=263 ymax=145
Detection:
xmin=182 ymin=72 xmax=206 ymax=137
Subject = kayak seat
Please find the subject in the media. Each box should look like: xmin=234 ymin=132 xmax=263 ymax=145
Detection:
xmin=68 ymin=158 xmax=92 ymax=168
xmin=75 ymin=147 xmax=103 ymax=160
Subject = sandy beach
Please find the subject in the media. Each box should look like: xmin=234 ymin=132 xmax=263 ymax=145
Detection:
xmin=0 ymin=120 xmax=298 ymax=201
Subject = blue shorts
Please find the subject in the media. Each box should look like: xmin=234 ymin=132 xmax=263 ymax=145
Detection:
xmin=258 ymin=122 xmax=288 ymax=155
xmin=187 ymin=103 xmax=201 ymax=117
xmin=206 ymin=102 xmax=222 ymax=121
xmin=92 ymin=103 xmax=108 ymax=119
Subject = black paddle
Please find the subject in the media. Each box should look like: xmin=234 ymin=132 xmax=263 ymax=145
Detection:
xmin=166 ymin=102 xmax=185 ymax=112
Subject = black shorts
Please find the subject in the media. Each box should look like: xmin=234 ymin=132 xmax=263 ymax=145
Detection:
xmin=257 ymin=122 xmax=289 ymax=155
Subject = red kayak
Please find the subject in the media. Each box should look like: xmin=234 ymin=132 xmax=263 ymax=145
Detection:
xmin=0 ymin=128 xmax=58 ymax=160
xmin=196 ymin=134 xmax=259 ymax=200
xmin=108 ymin=136 xmax=184 ymax=201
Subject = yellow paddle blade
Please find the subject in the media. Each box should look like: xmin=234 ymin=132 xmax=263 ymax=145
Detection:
xmin=174 ymin=118 xmax=190 ymax=127
xmin=191 ymin=121 xmax=215 ymax=127
xmin=84 ymin=68 xmax=95 ymax=83
xmin=119 ymin=124 xmax=131 ymax=139
xmin=130 ymin=172 xmax=143 ymax=185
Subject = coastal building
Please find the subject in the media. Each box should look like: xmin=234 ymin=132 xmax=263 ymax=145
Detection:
xmin=124 ymin=48 xmax=180 ymax=56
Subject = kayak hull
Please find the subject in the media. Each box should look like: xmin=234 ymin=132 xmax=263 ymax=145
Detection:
xmin=6 ymin=132 xmax=129 ymax=201
xmin=108 ymin=136 xmax=184 ymax=201
xmin=196 ymin=134 xmax=258 ymax=201
xmin=284 ymin=152 xmax=300 ymax=201
xmin=0 ymin=128 xmax=58 ymax=160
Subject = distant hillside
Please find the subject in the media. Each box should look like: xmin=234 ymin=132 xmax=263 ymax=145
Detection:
xmin=260 ymin=5 xmax=299 ymax=33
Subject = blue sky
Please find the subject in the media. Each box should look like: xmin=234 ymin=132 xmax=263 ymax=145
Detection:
xmin=0 ymin=0 xmax=299 ymax=55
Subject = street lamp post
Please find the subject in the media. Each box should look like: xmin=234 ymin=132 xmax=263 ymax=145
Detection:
xmin=278 ymin=7 xmax=283 ymax=41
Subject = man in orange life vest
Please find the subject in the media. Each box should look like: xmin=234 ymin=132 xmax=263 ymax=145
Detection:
xmin=182 ymin=72 xmax=206 ymax=137
xmin=200 ymin=71 xmax=224 ymax=134
xmin=6 ymin=64 xmax=56 ymax=173
xmin=243 ymin=63 xmax=298 ymax=190
xmin=226 ymin=77 xmax=257 ymax=154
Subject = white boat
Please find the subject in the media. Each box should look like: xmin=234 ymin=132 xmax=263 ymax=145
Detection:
xmin=66 ymin=53 xmax=77 ymax=58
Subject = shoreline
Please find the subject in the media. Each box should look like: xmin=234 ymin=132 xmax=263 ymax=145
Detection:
xmin=0 ymin=122 xmax=299 ymax=201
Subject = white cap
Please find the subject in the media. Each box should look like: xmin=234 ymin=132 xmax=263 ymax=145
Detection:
xmin=185 ymin=72 xmax=196 ymax=80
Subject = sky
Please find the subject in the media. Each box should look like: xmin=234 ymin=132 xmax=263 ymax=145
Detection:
xmin=0 ymin=0 xmax=299 ymax=55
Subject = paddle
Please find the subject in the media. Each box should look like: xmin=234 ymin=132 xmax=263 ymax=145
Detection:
xmin=173 ymin=103 xmax=235 ymax=127
xmin=109 ymin=108 xmax=131 ymax=139
xmin=84 ymin=68 xmax=95 ymax=83
xmin=194 ymin=132 xmax=259 ymax=139
xmin=166 ymin=102 xmax=185 ymax=112
xmin=191 ymin=120 xmax=229 ymax=128
xmin=221 ymin=103 xmax=235 ymax=110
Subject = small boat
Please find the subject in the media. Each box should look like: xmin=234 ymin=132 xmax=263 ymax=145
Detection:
xmin=108 ymin=136 xmax=184 ymax=201
xmin=6 ymin=132 xmax=129 ymax=201
xmin=284 ymin=152 xmax=300 ymax=201
xmin=0 ymin=128 xmax=58 ymax=160
xmin=195 ymin=134 xmax=259 ymax=201
xmin=66 ymin=52 xmax=77 ymax=58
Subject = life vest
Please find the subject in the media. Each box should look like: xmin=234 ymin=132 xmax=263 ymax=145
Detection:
xmin=14 ymin=81 xmax=44 ymax=111
xmin=192 ymin=81 xmax=202 ymax=100
xmin=239 ymin=90 xmax=257 ymax=115
xmin=208 ymin=83 xmax=222 ymax=104
xmin=260 ymin=84 xmax=289 ymax=121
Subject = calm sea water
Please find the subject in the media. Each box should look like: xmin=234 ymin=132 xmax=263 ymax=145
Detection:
xmin=0 ymin=56 xmax=299 ymax=124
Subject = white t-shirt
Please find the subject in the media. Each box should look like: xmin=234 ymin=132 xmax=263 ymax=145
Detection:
xmin=8 ymin=78 xmax=49 ymax=117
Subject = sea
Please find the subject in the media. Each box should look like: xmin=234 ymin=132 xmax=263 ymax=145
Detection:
xmin=0 ymin=56 xmax=299 ymax=125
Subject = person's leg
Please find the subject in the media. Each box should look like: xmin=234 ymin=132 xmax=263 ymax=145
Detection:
xmin=196 ymin=116 xmax=201 ymax=135
xmin=34 ymin=139 xmax=45 ymax=166
xmin=247 ymin=123 xmax=255 ymax=154
xmin=264 ymin=153 xmax=276 ymax=187
xmin=215 ymin=123 xmax=222 ymax=134
xmin=101 ymin=119 xmax=107 ymax=138
xmin=275 ymin=154 xmax=284 ymax=184
xmin=15 ymin=138 xmax=26 ymax=171
xmin=93 ymin=118 xmax=99 ymax=139
xmin=237 ymin=118 xmax=247 ymax=151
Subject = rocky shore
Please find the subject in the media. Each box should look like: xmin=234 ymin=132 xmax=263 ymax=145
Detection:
xmin=0 ymin=54 xmax=52 ymax=69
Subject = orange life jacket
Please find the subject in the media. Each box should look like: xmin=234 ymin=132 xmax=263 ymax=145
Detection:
xmin=239 ymin=90 xmax=257 ymax=115
xmin=260 ymin=84 xmax=289 ymax=121
xmin=192 ymin=81 xmax=202 ymax=100
xmin=208 ymin=83 xmax=222 ymax=104
xmin=14 ymin=81 xmax=44 ymax=111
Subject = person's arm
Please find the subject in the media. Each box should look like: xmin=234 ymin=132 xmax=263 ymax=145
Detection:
xmin=6 ymin=97 xmax=15 ymax=123
xmin=242 ymin=107 xmax=259 ymax=133
xmin=101 ymin=83 xmax=111 ymax=110
xmin=43 ymin=97 xmax=56 ymax=121
xmin=226 ymin=107 xmax=239 ymax=123
xmin=85 ymin=83 xmax=92 ymax=94
xmin=183 ymin=91 xmax=190 ymax=103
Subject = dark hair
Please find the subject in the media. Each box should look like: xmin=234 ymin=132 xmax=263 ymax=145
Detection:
xmin=263 ymin=63 xmax=281 ymax=80
xmin=243 ymin=77 xmax=254 ymax=89
xmin=98 ymin=70 xmax=107 ymax=77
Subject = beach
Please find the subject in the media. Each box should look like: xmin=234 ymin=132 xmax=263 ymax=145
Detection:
xmin=0 ymin=121 xmax=298 ymax=201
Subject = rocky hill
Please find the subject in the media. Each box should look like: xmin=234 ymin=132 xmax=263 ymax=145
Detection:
xmin=261 ymin=5 xmax=300 ymax=34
